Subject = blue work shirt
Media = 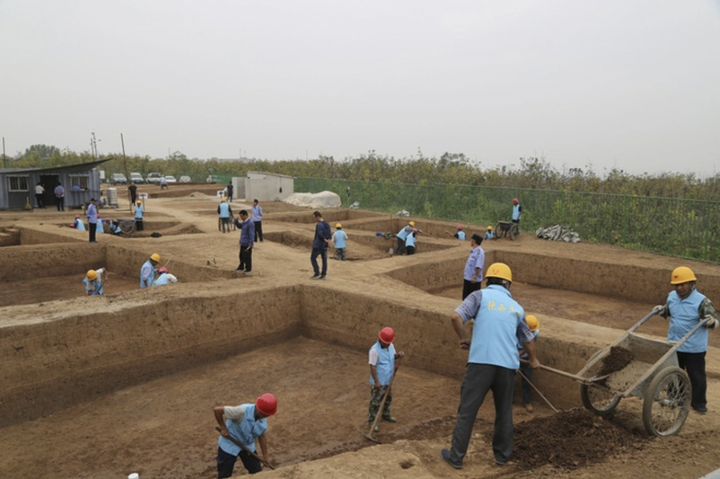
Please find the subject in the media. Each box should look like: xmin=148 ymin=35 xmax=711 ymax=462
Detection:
xmin=485 ymin=231 xmax=494 ymax=240
xmin=517 ymin=329 xmax=540 ymax=359
xmin=152 ymin=273 xmax=170 ymax=286
xmin=140 ymin=260 xmax=155 ymax=288
xmin=666 ymin=289 xmax=709 ymax=353
xmin=313 ymin=220 xmax=331 ymax=250
xmin=218 ymin=404 xmax=268 ymax=455
xmin=512 ymin=204 xmax=522 ymax=221
xmin=396 ymin=225 xmax=412 ymax=241
xmin=405 ymin=232 xmax=416 ymax=248
xmin=456 ymin=231 xmax=466 ymax=240
xmin=96 ymin=220 xmax=105 ymax=234
xmin=86 ymin=203 xmax=98 ymax=224
xmin=251 ymin=205 xmax=263 ymax=222
xmin=455 ymin=285 xmax=534 ymax=370
xmin=75 ymin=219 xmax=86 ymax=231
xmin=235 ymin=218 xmax=255 ymax=247
xmin=463 ymin=245 xmax=485 ymax=282
xmin=83 ymin=270 xmax=104 ymax=295
xmin=218 ymin=202 xmax=231 ymax=218
xmin=333 ymin=230 xmax=347 ymax=249
xmin=369 ymin=341 xmax=396 ymax=386
xmin=135 ymin=205 xmax=144 ymax=220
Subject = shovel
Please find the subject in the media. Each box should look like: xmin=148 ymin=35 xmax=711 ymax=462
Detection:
xmin=214 ymin=427 xmax=275 ymax=470
xmin=360 ymin=363 xmax=401 ymax=444
xmin=521 ymin=360 xmax=611 ymax=384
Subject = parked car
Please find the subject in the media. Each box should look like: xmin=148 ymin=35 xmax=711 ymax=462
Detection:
xmin=110 ymin=173 xmax=127 ymax=185
xmin=164 ymin=175 xmax=177 ymax=183
xmin=179 ymin=175 xmax=192 ymax=183
xmin=130 ymin=172 xmax=145 ymax=184
xmin=146 ymin=172 xmax=162 ymax=184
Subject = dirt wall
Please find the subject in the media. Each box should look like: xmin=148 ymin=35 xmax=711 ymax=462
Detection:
xmin=267 ymin=209 xmax=385 ymax=223
xmin=386 ymin=254 xmax=495 ymax=293
xmin=20 ymin=227 xmax=84 ymax=245
xmin=0 ymin=286 xmax=301 ymax=427
xmin=0 ymin=243 xmax=106 ymax=282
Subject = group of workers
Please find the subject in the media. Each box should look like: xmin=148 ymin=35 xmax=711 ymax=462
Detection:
xmin=82 ymin=252 xmax=178 ymax=295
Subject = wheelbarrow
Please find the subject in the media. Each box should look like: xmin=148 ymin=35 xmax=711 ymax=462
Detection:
xmin=538 ymin=309 xmax=708 ymax=437
xmin=494 ymin=221 xmax=519 ymax=240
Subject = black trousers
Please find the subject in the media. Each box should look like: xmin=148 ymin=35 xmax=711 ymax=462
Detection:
xmin=216 ymin=446 xmax=262 ymax=478
xmin=89 ymin=222 xmax=97 ymax=242
xmin=677 ymin=351 xmax=707 ymax=409
xmin=406 ymin=245 xmax=416 ymax=255
xmin=135 ymin=219 xmax=144 ymax=231
xmin=254 ymin=221 xmax=263 ymax=241
xmin=239 ymin=245 xmax=252 ymax=272
xmin=56 ymin=197 xmax=64 ymax=211
xmin=462 ymin=279 xmax=482 ymax=300
xmin=396 ymin=238 xmax=406 ymax=255
xmin=35 ymin=194 xmax=44 ymax=208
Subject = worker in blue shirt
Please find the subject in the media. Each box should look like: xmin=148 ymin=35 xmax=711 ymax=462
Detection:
xmin=511 ymin=198 xmax=522 ymax=224
xmin=86 ymin=198 xmax=98 ymax=243
xmin=441 ymin=262 xmax=540 ymax=470
xmin=333 ymin=223 xmax=348 ymax=260
xmin=135 ymin=200 xmax=144 ymax=231
xmin=517 ymin=315 xmax=540 ymax=412
xmin=83 ymin=268 xmax=106 ymax=295
xmin=213 ymin=393 xmax=277 ymax=476
xmin=234 ymin=210 xmax=255 ymax=275
xmin=446 ymin=225 xmax=466 ymax=240
xmin=73 ymin=215 xmax=86 ymax=231
xmin=368 ymin=327 xmax=405 ymax=432
xmin=310 ymin=211 xmax=331 ymax=279
xmin=485 ymin=225 xmax=494 ymax=240
xmin=217 ymin=198 xmax=233 ymax=233
xmin=251 ymin=199 xmax=264 ymax=242
xmin=395 ymin=221 xmax=414 ymax=255
xmin=655 ymin=266 xmax=719 ymax=414
xmin=140 ymin=253 xmax=160 ymax=288
xmin=462 ymin=234 xmax=485 ymax=299
xmin=405 ymin=229 xmax=417 ymax=255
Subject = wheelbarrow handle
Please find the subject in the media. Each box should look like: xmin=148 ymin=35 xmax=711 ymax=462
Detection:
xmin=520 ymin=360 xmax=606 ymax=383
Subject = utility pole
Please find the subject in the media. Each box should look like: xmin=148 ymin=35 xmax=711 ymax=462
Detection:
xmin=121 ymin=133 xmax=130 ymax=209
xmin=2 ymin=137 xmax=7 ymax=169
xmin=90 ymin=132 xmax=100 ymax=160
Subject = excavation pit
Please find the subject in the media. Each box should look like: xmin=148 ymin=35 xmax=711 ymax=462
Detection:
xmin=269 ymin=209 xmax=386 ymax=224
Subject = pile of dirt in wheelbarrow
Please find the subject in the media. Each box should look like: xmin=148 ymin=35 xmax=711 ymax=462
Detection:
xmin=511 ymin=408 xmax=645 ymax=470
xmin=597 ymin=346 xmax=634 ymax=377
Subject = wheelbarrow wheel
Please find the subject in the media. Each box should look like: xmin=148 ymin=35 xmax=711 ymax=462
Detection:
xmin=119 ymin=220 xmax=136 ymax=235
xmin=642 ymin=366 xmax=691 ymax=437
xmin=580 ymin=350 xmax=620 ymax=416
xmin=509 ymin=224 xmax=520 ymax=240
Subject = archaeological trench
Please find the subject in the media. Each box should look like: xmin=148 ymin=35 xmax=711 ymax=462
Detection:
xmin=1 ymin=190 xmax=720 ymax=478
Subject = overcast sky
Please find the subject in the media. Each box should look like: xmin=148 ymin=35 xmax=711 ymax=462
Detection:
xmin=2 ymin=1 xmax=719 ymax=175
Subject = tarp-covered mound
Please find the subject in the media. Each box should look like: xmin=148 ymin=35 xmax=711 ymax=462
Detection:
xmin=536 ymin=224 xmax=581 ymax=243
xmin=284 ymin=191 xmax=342 ymax=209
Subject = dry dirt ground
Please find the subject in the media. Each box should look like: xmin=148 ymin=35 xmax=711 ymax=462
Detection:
xmin=2 ymin=183 xmax=720 ymax=478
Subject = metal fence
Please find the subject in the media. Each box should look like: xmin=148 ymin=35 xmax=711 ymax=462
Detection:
xmin=296 ymin=177 xmax=720 ymax=263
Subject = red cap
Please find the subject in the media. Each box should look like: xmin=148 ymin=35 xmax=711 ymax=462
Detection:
xmin=255 ymin=393 xmax=277 ymax=416
xmin=379 ymin=327 xmax=395 ymax=344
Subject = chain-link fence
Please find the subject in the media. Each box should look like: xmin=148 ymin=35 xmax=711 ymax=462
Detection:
xmin=296 ymin=177 xmax=720 ymax=263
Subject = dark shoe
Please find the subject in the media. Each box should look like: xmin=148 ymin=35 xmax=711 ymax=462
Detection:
xmin=382 ymin=415 xmax=397 ymax=423
xmin=441 ymin=449 xmax=462 ymax=469
xmin=319 ymin=275 xmax=326 ymax=280
xmin=693 ymin=405 xmax=708 ymax=414
xmin=310 ymin=274 xmax=321 ymax=279
xmin=235 ymin=266 xmax=243 ymax=271
xmin=495 ymin=456 xmax=507 ymax=466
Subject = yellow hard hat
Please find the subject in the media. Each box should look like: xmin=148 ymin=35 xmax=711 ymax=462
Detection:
xmin=86 ymin=270 xmax=98 ymax=281
xmin=486 ymin=262 xmax=512 ymax=283
xmin=136 ymin=200 xmax=142 ymax=205
xmin=670 ymin=266 xmax=696 ymax=285
xmin=221 ymin=197 xmax=227 ymax=202
xmin=150 ymin=253 xmax=160 ymax=262
xmin=336 ymin=223 xmax=342 ymax=228
xmin=525 ymin=315 xmax=540 ymax=331
xmin=409 ymin=221 xmax=415 ymax=227
xmin=487 ymin=225 xmax=493 ymax=230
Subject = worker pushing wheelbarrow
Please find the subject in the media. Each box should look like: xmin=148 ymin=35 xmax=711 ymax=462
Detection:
xmin=531 ymin=308 xmax=713 ymax=437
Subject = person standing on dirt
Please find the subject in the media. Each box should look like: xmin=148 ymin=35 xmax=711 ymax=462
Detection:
xmin=251 ymin=199 xmax=264 ymax=242
xmin=333 ymin=223 xmax=348 ymax=260
xmin=54 ymin=183 xmax=65 ymax=211
xmin=511 ymin=198 xmax=522 ymax=225
xmin=310 ymin=211 xmax=331 ymax=279
xmin=517 ymin=315 xmax=540 ymax=413
xmin=441 ymin=262 xmax=540 ymax=470
xmin=34 ymin=182 xmax=45 ymax=208
xmin=134 ymin=200 xmax=144 ymax=231
xmin=83 ymin=268 xmax=107 ymax=295
xmin=140 ymin=253 xmax=160 ymax=288
xmin=214 ymin=393 xmax=277 ymax=476
xmin=234 ymin=209 xmax=255 ymax=275
xmin=160 ymin=176 xmax=168 ymax=190
xmin=368 ymin=327 xmax=405 ymax=432
xmin=655 ymin=266 xmax=719 ymax=414
xmin=218 ymin=198 xmax=233 ymax=234
xmin=462 ymin=234 xmax=485 ymax=300
xmin=86 ymin=198 xmax=98 ymax=243
xmin=128 ymin=182 xmax=137 ymax=207
xmin=226 ymin=181 xmax=234 ymax=202
xmin=395 ymin=221 xmax=414 ymax=255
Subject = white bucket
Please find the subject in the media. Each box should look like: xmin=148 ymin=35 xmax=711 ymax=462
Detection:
xmin=128 ymin=474 xmax=139 ymax=479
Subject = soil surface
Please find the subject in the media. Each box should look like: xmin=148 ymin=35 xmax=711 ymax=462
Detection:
xmin=597 ymin=346 xmax=635 ymax=377
xmin=2 ymin=190 xmax=720 ymax=478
